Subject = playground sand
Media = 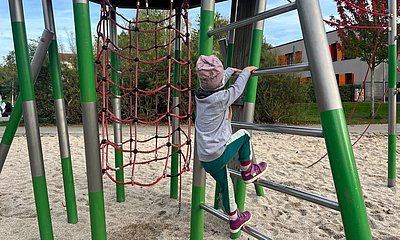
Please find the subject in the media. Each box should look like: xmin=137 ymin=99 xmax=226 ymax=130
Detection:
xmin=0 ymin=125 xmax=399 ymax=239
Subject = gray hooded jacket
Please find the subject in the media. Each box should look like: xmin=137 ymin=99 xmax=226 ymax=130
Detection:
xmin=195 ymin=68 xmax=251 ymax=162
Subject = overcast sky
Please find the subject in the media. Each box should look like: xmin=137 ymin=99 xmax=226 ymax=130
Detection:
xmin=0 ymin=0 xmax=338 ymax=63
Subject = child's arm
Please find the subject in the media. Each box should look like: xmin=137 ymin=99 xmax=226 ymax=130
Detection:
xmin=224 ymin=67 xmax=242 ymax=83
xmin=220 ymin=66 xmax=257 ymax=107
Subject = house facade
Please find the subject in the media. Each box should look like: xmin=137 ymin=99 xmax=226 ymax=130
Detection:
xmin=271 ymin=30 xmax=391 ymax=102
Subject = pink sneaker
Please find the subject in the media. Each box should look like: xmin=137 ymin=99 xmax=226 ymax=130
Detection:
xmin=241 ymin=162 xmax=268 ymax=184
xmin=229 ymin=210 xmax=252 ymax=233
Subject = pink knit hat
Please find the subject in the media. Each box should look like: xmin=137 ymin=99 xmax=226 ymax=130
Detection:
xmin=196 ymin=55 xmax=225 ymax=91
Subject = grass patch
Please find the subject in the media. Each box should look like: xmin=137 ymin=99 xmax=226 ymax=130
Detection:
xmin=280 ymin=102 xmax=398 ymax=125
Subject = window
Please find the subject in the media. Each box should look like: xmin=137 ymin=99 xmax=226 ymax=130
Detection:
xmin=337 ymin=42 xmax=343 ymax=61
xmin=294 ymin=51 xmax=302 ymax=63
xmin=276 ymin=55 xmax=280 ymax=65
xmin=345 ymin=73 xmax=354 ymax=85
xmin=338 ymin=74 xmax=346 ymax=86
xmin=285 ymin=53 xmax=294 ymax=65
xmin=330 ymin=43 xmax=338 ymax=61
xmin=276 ymin=50 xmax=302 ymax=65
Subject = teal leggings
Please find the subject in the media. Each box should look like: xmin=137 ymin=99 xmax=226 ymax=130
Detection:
xmin=201 ymin=129 xmax=253 ymax=213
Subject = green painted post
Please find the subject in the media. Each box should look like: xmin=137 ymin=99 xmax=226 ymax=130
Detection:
xmin=232 ymin=2 xmax=266 ymax=238
xmin=297 ymin=0 xmax=372 ymax=239
xmin=243 ymin=0 xmax=266 ymax=198
xmin=190 ymin=0 xmax=214 ymax=239
xmin=226 ymin=43 xmax=234 ymax=69
xmin=0 ymin=29 xmax=53 ymax=175
xmin=170 ymin=10 xmax=182 ymax=199
xmin=213 ymin=0 xmax=238 ymax=210
xmin=8 ymin=1 xmax=54 ymax=239
xmin=387 ymin=0 xmax=397 ymax=188
xmin=109 ymin=8 xmax=125 ymax=202
xmin=0 ymin=97 xmax=23 ymax=172
xmin=226 ymin=0 xmax=238 ymax=68
xmin=43 ymin=0 xmax=78 ymax=223
xmin=72 ymin=0 xmax=106 ymax=239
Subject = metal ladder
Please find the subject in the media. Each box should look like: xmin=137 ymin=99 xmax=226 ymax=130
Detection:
xmin=190 ymin=0 xmax=372 ymax=239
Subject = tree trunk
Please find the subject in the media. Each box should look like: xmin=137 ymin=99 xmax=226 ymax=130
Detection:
xmin=370 ymin=67 xmax=375 ymax=117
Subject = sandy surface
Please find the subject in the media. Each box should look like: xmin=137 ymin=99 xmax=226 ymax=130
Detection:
xmin=0 ymin=124 xmax=399 ymax=239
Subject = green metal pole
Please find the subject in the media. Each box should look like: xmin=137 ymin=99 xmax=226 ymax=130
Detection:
xmin=232 ymin=2 xmax=266 ymax=238
xmin=42 ymin=0 xmax=78 ymax=223
xmin=72 ymin=0 xmax=106 ymax=239
xmin=170 ymin=9 xmax=182 ymax=199
xmin=0 ymin=29 xmax=53 ymax=175
xmin=109 ymin=8 xmax=125 ymax=202
xmin=0 ymin=97 xmax=22 ymax=172
xmin=387 ymin=0 xmax=397 ymax=188
xmin=243 ymin=0 xmax=266 ymax=198
xmin=297 ymin=0 xmax=372 ymax=239
xmin=214 ymin=0 xmax=238 ymax=210
xmin=8 ymin=1 xmax=54 ymax=239
xmin=226 ymin=0 xmax=238 ymax=68
xmin=190 ymin=0 xmax=214 ymax=239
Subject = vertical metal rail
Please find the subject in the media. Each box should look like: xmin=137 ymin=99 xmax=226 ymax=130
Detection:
xmin=72 ymin=0 xmax=107 ymax=239
xmin=8 ymin=0 xmax=54 ymax=238
xmin=190 ymin=1 xmax=215 ymax=239
xmin=213 ymin=0 xmax=239 ymax=210
xmin=42 ymin=0 xmax=78 ymax=223
xmin=170 ymin=8 xmax=182 ymax=199
xmin=297 ymin=0 xmax=372 ymax=239
xmin=110 ymin=7 xmax=125 ymax=202
xmin=226 ymin=0 xmax=238 ymax=67
xmin=0 ymin=29 xmax=53 ymax=175
xmin=232 ymin=0 xmax=267 ymax=239
xmin=387 ymin=0 xmax=397 ymax=188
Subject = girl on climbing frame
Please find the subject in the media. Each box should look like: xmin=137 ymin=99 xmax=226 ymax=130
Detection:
xmin=195 ymin=55 xmax=268 ymax=233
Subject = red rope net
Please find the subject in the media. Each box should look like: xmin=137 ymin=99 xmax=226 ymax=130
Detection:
xmin=95 ymin=0 xmax=192 ymax=187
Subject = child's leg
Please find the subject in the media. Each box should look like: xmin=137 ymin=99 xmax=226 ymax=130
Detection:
xmin=209 ymin=166 xmax=237 ymax=214
xmin=202 ymin=161 xmax=251 ymax=233
xmin=201 ymin=161 xmax=237 ymax=214
xmin=226 ymin=129 xmax=268 ymax=183
xmin=225 ymin=129 xmax=252 ymax=163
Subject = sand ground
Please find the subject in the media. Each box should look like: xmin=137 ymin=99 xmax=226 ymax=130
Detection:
xmin=0 ymin=124 xmax=399 ymax=239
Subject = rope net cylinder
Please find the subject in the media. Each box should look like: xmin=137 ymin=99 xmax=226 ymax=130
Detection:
xmin=95 ymin=0 xmax=192 ymax=187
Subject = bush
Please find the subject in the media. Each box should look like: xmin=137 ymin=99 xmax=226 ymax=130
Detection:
xmin=254 ymin=75 xmax=313 ymax=123
xmin=62 ymin=65 xmax=82 ymax=124
xmin=339 ymin=84 xmax=361 ymax=102
xmin=35 ymin=64 xmax=56 ymax=123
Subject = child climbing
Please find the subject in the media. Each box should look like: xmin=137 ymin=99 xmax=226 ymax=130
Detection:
xmin=195 ymin=55 xmax=268 ymax=233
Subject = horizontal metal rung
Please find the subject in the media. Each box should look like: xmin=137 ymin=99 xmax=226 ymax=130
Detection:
xmin=231 ymin=63 xmax=310 ymax=78
xmin=231 ymin=121 xmax=324 ymax=138
xmin=229 ymin=169 xmax=339 ymax=211
xmin=252 ymin=63 xmax=310 ymax=76
xmin=208 ymin=2 xmax=297 ymax=36
xmin=200 ymin=203 xmax=273 ymax=240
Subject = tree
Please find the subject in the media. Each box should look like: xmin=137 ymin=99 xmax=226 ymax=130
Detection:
xmin=0 ymin=39 xmax=82 ymax=124
xmin=255 ymin=43 xmax=313 ymax=123
xmin=0 ymin=40 xmax=43 ymax=107
xmin=329 ymin=0 xmax=396 ymax=116
xmin=0 ymin=52 xmax=19 ymax=104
